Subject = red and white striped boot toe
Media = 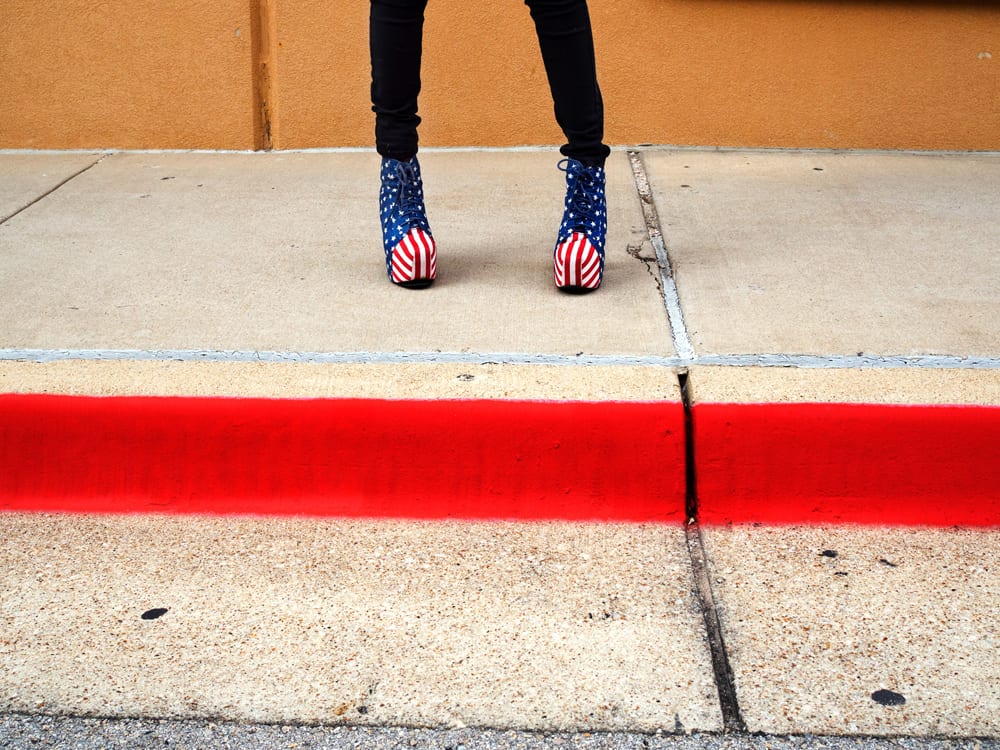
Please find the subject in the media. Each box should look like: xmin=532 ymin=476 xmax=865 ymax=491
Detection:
xmin=554 ymin=232 xmax=603 ymax=292
xmin=390 ymin=228 xmax=437 ymax=288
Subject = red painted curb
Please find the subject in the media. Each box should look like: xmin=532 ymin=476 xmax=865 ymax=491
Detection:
xmin=695 ymin=402 xmax=1000 ymax=527
xmin=0 ymin=394 xmax=686 ymax=521
xmin=4 ymin=395 xmax=998 ymax=526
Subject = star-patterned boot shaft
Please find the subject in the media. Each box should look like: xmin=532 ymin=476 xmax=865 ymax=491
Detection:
xmin=553 ymin=158 xmax=607 ymax=293
xmin=379 ymin=156 xmax=437 ymax=288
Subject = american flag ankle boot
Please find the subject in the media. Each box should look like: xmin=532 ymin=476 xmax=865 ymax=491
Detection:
xmin=379 ymin=156 xmax=437 ymax=288
xmin=553 ymin=158 xmax=607 ymax=293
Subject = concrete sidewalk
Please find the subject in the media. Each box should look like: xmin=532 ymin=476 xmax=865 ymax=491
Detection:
xmin=3 ymin=147 xmax=998 ymax=362
xmin=1 ymin=148 xmax=998 ymax=739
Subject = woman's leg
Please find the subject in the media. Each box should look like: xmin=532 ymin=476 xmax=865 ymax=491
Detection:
xmin=370 ymin=0 xmax=428 ymax=161
xmin=525 ymin=0 xmax=610 ymax=291
xmin=524 ymin=0 xmax=611 ymax=167
xmin=371 ymin=0 xmax=436 ymax=287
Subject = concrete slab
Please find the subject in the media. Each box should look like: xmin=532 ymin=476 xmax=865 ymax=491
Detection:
xmin=702 ymin=525 xmax=1000 ymax=736
xmin=687 ymin=365 xmax=1000 ymax=406
xmin=0 ymin=513 xmax=721 ymax=732
xmin=0 ymin=153 xmax=104 ymax=222
xmin=643 ymin=150 xmax=1000 ymax=358
xmin=0 ymin=150 xmax=671 ymax=357
xmin=0 ymin=360 xmax=681 ymax=400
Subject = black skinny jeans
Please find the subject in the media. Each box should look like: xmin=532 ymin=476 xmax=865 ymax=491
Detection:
xmin=370 ymin=0 xmax=611 ymax=167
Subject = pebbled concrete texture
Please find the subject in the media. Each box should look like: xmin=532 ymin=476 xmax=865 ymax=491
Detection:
xmin=687 ymin=366 xmax=1000 ymax=405
xmin=0 ymin=150 xmax=671 ymax=357
xmin=643 ymin=150 xmax=1000 ymax=359
xmin=0 ymin=360 xmax=681 ymax=401
xmin=0 ymin=152 xmax=105 ymax=221
xmin=0 ymin=514 xmax=721 ymax=732
xmin=702 ymin=525 xmax=1000 ymax=736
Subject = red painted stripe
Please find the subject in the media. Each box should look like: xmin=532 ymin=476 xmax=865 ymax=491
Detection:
xmin=0 ymin=394 xmax=685 ymax=521
xmin=695 ymin=402 xmax=1000 ymax=527
xmin=4 ymin=395 xmax=997 ymax=526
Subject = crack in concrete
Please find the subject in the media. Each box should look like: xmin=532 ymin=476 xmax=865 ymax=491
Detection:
xmin=0 ymin=153 xmax=111 ymax=226
xmin=627 ymin=241 xmax=665 ymax=296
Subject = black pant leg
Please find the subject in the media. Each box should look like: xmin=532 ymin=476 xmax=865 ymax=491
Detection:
xmin=524 ymin=0 xmax=611 ymax=167
xmin=370 ymin=0 xmax=428 ymax=160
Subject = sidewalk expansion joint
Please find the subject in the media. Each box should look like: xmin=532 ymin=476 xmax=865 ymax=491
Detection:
xmin=0 ymin=153 xmax=111 ymax=226
xmin=5 ymin=349 xmax=1000 ymax=369
xmin=679 ymin=368 xmax=746 ymax=733
xmin=685 ymin=521 xmax=747 ymax=734
xmin=678 ymin=369 xmax=698 ymax=522
xmin=627 ymin=149 xmax=696 ymax=361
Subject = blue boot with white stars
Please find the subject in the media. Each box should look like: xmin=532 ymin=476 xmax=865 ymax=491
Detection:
xmin=379 ymin=156 xmax=437 ymax=289
xmin=553 ymin=158 xmax=607 ymax=293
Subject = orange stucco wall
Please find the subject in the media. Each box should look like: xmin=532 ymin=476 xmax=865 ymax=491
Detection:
xmin=2 ymin=1 xmax=997 ymax=150
xmin=1 ymin=1 xmax=256 ymax=149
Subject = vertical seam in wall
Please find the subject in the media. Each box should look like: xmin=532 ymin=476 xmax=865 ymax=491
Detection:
xmin=251 ymin=0 xmax=278 ymax=150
